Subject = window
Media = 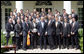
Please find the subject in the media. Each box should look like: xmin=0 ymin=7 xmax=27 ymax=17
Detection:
xmin=36 ymin=8 xmax=52 ymax=14
xmin=78 ymin=8 xmax=83 ymax=28
xmin=36 ymin=8 xmax=41 ymax=13
xmin=5 ymin=8 xmax=11 ymax=23
xmin=77 ymin=1 xmax=83 ymax=5
xmin=45 ymin=8 xmax=52 ymax=14
xmin=1 ymin=1 xmax=12 ymax=6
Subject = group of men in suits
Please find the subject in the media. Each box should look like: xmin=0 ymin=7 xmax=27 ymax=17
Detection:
xmin=5 ymin=8 xmax=79 ymax=50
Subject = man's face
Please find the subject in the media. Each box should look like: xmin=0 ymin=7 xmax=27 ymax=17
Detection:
xmin=17 ymin=19 xmax=20 ymax=23
xmin=41 ymin=17 xmax=44 ymax=21
xmin=68 ymin=15 xmax=72 ymax=19
xmin=64 ymin=18 xmax=67 ymax=22
xmin=48 ymin=9 xmax=50 ymax=13
xmin=25 ymin=18 xmax=28 ymax=22
xmin=62 ymin=10 xmax=65 ymax=13
xmin=21 ymin=16 xmax=23 ymax=19
xmin=41 ymin=8 xmax=44 ymax=12
xmin=33 ymin=19 xmax=36 ymax=22
xmin=72 ymin=18 xmax=75 ymax=22
xmin=14 ymin=9 xmax=17 ymax=12
xmin=9 ymin=19 xmax=12 ymax=23
xmin=71 ymin=9 xmax=74 ymax=13
xmin=20 ymin=9 xmax=23 ymax=13
xmin=34 ymin=9 xmax=36 ymax=12
xmin=52 ymin=16 xmax=54 ymax=19
xmin=48 ymin=15 xmax=51 ymax=20
xmin=10 ymin=12 xmax=13 ymax=15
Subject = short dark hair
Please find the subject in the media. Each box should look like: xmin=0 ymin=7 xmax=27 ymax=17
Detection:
xmin=62 ymin=9 xmax=66 ymax=11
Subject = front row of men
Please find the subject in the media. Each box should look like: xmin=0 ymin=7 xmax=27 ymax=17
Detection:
xmin=5 ymin=16 xmax=79 ymax=50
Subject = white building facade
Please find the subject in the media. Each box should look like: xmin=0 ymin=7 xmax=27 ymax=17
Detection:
xmin=1 ymin=1 xmax=83 ymax=31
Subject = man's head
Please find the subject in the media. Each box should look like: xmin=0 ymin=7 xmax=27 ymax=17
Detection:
xmin=72 ymin=17 xmax=76 ymax=22
xmin=68 ymin=14 xmax=72 ymax=19
xmin=41 ymin=16 xmax=44 ymax=22
xmin=17 ymin=18 xmax=20 ymax=24
xmin=41 ymin=8 xmax=44 ymax=12
xmin=8 ymin=18 xmax=12 ymax=23
xmin=10 ymin=11 xmax=13 ymax=16
xmin=48 ymin=15 xmax=51 ymax=20
xmin=29 ymin=16 xmax=32 ymax=20
xmin=25 ymin=17 xmax=28 ymax=22
xmin=33 ymin=9 xmax=36 ymax=12
xmin=64 ymin=17 xmax=67 ymax=23
xmin=33 ymin=18 xmax=36 ymax=23
xmin=31 ymin=12 xmax=34 ymax=16
xmin=48 ymin=9 xmax=51 ymax=13
xmin=20 ymin=9 xmax=23 ymax=14
xmin=14 ymin=8 xmax=17 ymax=12
xmin=55 ymin=16 xmax=58 ymax=21
xmin=71 ymin=9 xmax=75 ymax=13
xmin=12 ymin=15 xmax=15 ymax=19
xmin=26 ymin=9 xmax=29 ymax=13
xmin=36 ymin=14 xmax=39 ymax=18
xmin=21 ymin=15 xmax=24 ymax=19
xmin=52 ymin=15 xmax=55 ymax=19
xmin=62 ymin=9 xmax=66 ymax=13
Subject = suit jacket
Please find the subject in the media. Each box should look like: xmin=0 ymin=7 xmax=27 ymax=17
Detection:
xmin=53 ymin=21 xmax=62 ymax=36
xmin=15 ymin=23 xmax=22 ymax=37
xmin=5 ymin=22 xmax=13 ymax=37
xmin=71 ymin=21 xmax=79 ymax=35
xmin=62 ymin=23 xmax=71 ymax=37
xmin=37 ymin=21 xmax=46 ymax=36
xmin=30 ymin=22 xmax=38 ymax=32
xmin=46 ymin=20 xmax=54 ymax=35
xmin=22 ymin=22 xmax=30 ymax=37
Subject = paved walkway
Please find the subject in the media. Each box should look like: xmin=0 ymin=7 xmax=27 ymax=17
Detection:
xmin=4 ymin=46 xmax=81 ymax=53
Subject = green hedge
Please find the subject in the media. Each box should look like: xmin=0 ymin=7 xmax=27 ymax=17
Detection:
xmin=78 ymin=28 xmax=83 ymax=53
xmin=1 ymin=31 xmax=12 ymax=53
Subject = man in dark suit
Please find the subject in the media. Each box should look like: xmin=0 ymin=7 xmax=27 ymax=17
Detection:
xmin=71 ymin=17 xmax=79 ymax=49
xmin=45 ymin=15 xmax=55 ymax=50
xmin=71 ymin=9 xmax=78 ymax=21
xmin=37 ymin=16 xmax=47 ymax=50
xmin=15 ymin=19 xmax=22 ymax=50
xmin=62 ymin=18 xmax=71 ymax=49
xmin=53 ymin=16 xmax=62 ymax=49
xmin=5 ymin=18 xmax=13 ymax=45
xmin=61 ymin=9 xmax=69 ymax=21
xmin=30 ymin=18 xmax=38 ymax=49
xmin=22 ymin=17 xmax=30 ymax=50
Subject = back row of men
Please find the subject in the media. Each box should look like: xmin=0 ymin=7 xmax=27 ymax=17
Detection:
xmin=5 ymin=8 xmax=79 ymax=50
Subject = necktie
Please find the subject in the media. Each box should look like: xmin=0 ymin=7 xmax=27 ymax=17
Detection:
xmin=65 ymin=23 xmax=66 ymax=27
xmin=48 ymin=20 xmax=50 ymax=25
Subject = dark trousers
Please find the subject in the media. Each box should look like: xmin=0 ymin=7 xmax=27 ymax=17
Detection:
xmin=71 ymin=35 xmax=79 ymax=48
xmin=63 ymin=36 xmax=69 ymax=48
xmin=47 ymin=35 xmax=54 ymax=48
xmin=16 ymin=37 xmax=21 ymax=49
xmin=6 ymin=37 xmax=10 ymax=45
xmin=39 ymin=35 xmax=47 ymax=49
xmin=55 ymin=35 xmax=61 ymax=48
xmin=23 ymin=36 xmax=27 ymax=49
xmin=31 ymin=33 xmax=37 ymax=48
